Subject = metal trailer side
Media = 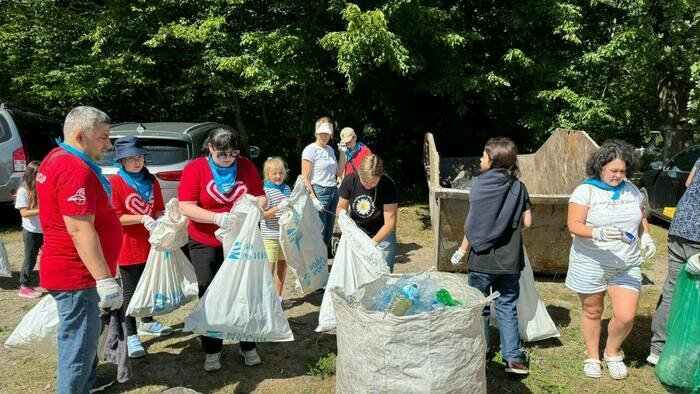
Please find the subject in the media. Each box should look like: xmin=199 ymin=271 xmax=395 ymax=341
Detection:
xmin=424 ymin=129 xmax=599 ymax=274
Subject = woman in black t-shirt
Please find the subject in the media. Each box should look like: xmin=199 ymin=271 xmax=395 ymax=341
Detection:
xmin=337 ymin=154 xmax=399 ymax=271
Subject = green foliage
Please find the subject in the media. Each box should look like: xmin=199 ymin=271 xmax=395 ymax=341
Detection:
xmin=0 ymin=0 xmax=698 ymax=187
xmin=307 ymin=353 xmax=336 ymax=379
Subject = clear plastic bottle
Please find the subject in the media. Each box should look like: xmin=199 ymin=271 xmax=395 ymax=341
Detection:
xmin=390 ymin=284 xmax=420 ymax=316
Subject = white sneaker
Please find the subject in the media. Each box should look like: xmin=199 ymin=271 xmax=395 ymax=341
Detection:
xmin=239 ymin=348 xmax=261 ymax=366
xmin=646 ymin=353 xmax=659 ymax=366
xmin=204 ymin=352 xmax=221 ymax=372
xmin=604 ymin=353 xmax=628 ymax=380
xmin=583 ymin=359 xmax=603 ymax=378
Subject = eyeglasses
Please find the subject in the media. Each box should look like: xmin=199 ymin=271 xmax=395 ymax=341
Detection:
xmin=214 ymin=150 xmax=240 ymax=159
xmin=123 ymin=156 xmax=144 ymax=162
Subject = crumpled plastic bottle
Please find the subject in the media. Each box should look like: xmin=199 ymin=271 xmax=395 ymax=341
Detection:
xmin=390 ymin=284 xmax=420 ymax=316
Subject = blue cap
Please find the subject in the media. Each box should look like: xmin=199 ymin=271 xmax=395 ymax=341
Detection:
xmin=113 ymin=135 xmax=148 ymax=160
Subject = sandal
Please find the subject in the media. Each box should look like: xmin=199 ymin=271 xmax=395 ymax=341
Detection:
xmin=583 ymin=358 xmax=603 ymax=378
xmin=604 ymin=353 xmax=628 ymax=380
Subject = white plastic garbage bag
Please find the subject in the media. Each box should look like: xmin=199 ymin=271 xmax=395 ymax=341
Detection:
xmin=5 ymin=295 xmax=58 ymax=351
xmin=148 ymin=198 xmax=189 ymax=251
xmin=0 ymin=238 xmax=11 ymax=277
xmin=332 ymin=272 xmax=496 ymax=393
xmin=185 ymin=195 xmax=294 ymax=342
xmin=126 ymin=199 xmax=198 ymax=317
xmin=517 ymin=247 xmax=559 ymax=342
xmin=279 ymin=175 xmax=329 ymax=294
xmin=316 ymin=211 xmax=390 ymax=332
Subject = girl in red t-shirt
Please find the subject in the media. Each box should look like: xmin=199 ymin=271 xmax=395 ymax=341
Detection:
xmin=110 ymin=135 xmax=170 ymax=359
xmin=178 ymin=127 xmax=266 ymax=372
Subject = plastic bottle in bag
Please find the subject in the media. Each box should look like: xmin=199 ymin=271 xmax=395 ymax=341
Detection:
xmin=390 ymin=284 xmax=419 ymax=316
xmin=435 ymin=288 xmax=462 ymax=306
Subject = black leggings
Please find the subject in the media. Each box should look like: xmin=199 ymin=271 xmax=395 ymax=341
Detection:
xmin=188 ymin=238 xmax=255 ymax=354
xmin=20 ymin=230 xmax=43 ymax=287
xmin=119 ymin=264 xmax=153 ymax=336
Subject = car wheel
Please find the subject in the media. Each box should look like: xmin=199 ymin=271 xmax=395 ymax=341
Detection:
xmin=640 ymin=187 xmax=653 ymax=222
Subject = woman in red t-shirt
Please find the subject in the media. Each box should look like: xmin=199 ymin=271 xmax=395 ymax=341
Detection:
xmin=178 ymin=127 xmax=266 ymax=372
xmin=110 ymin=135 xmax=170 ymax=359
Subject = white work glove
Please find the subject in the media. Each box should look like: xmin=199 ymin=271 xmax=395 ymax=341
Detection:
xmin=337 ymin=143 xmax=348 ymax=153
xmin=96 ymin=278 xmax=123 ymax=310
xmin=213 ymin=212 xmax=233 ymax=228
xmin=312 ymin=197 xmax=324 ymax=212
xmin=686 ymin=253 xmax=700 ymax=275
xmin=640 ymin=232 xmax=656 ymax=260
xmin=451 ymin=248 xmax=467 ymax=265
xmin=140 ymin=215 xmax=156 ymax=231
xmin=276 ymin=198 xmax=289 ymax=212
xmin=592 ymin=226 xmax=622 ymax=242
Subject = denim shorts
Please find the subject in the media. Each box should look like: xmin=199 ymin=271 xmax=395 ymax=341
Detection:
xmin=565 ymin=259 xmax=642 ymax=294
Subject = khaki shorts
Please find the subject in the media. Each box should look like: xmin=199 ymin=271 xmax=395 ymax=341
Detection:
xmin=263 ymin=239 xmax=285 ymax=265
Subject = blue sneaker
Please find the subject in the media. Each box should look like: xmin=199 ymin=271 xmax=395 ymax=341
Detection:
xmin=127 ymin=335 xmax=146 ymax=359
xmin=137 ymin=320 xmax=174 ymax=336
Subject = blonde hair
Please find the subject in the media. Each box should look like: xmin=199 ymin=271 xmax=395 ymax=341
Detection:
xmin=263 ymin=157 xmax=288 ymax=181
xmin=358 ymin=154 xmax=383 ymax=181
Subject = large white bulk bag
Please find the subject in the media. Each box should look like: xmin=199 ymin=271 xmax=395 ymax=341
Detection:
xmin=332 ymin=272 xmax=496 ymax=393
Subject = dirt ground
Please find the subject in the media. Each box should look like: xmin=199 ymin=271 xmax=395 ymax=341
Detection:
xmin=0 ymin=204 xmax=671 ymax=393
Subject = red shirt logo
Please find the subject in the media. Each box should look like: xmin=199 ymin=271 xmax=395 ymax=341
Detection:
xmin=67 ymin=188 xmax=86 ymax=205
xmin=205 ymin=180 xmax=248 ymax=205
xmin=125 ymin=193 xmax=153 ymax=215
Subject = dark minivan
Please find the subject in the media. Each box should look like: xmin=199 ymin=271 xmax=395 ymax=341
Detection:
xmin=638 ymin=143 xmax=700 ymax=222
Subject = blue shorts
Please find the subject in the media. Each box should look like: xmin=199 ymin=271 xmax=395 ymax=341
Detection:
xmin=565 ymin=259 xmax=642 ymax=294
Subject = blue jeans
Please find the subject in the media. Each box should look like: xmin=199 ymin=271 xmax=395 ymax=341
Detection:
xmin=377 ymin=231 xmax=397 ymax=273
xmin=312 ymin=184 xmax=338 ymax=246
xmin=467 ymin=271 xmax=523 ymax=363
xmin=50 ymin=288 xmax=101 ymax=394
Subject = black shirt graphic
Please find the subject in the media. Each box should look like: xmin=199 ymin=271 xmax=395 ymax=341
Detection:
xmin=339 ymin=172 xmax=398 ymax=237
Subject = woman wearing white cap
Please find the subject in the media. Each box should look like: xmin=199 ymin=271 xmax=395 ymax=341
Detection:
xmin=338 ymin=127 xmax=372 ymax=180
xmin=301 ymin=116 xmax=343 ymax=256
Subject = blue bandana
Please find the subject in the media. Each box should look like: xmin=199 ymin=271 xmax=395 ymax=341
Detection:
xmin=583 ymin=178 xmax=627 ymax=200
xmin=345 ymin=142 xmax=365 ymax=161
xmin=114 ymin=162 xmax=153 ymax=202
xmin=57 ymin=139 xmax=112 ymax=200
xmin=264 ymin=180 xmax=290 ymax=197
xmin=208 ymin=156 xmax=237 ymax=195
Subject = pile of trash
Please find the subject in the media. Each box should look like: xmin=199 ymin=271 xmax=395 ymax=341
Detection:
xmin=367 ymin=274 xmax=463 ymax=316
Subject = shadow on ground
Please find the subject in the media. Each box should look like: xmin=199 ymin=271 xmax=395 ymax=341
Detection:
xmin=108 ymin=299 xmax=335 ymax=393
xmin=395 ymin=242 xmax=421 ymax=266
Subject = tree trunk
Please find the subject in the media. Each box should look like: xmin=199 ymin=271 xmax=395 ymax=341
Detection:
xmin=231 ymin=93 xmax=249 ymax=149
xmin=658 ymin=77 xmax=691 ymax=159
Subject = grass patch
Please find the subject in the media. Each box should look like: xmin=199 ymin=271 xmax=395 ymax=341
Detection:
xmin=307 ymin=353 xmax=336 ymax=379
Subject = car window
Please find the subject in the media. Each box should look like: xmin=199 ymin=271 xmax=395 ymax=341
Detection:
xmin=8 ymin=109 xmax=62 ymax=160
xmin=670 ymin=146 xmax=700 ymax=172
xmin=0 ymin=115 xmax=11 ymax=144
xmin=98 ymin=138 xmax=190 ymax=166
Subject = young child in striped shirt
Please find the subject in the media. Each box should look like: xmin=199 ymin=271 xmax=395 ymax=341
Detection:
xmin=261 ymin=157 xmax=293 ymax=309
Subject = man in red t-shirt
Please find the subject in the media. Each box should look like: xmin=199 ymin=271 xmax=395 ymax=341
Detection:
xmin=337 ymin=127 xmax=372 ymax=180
xmin=37 ymin=106 xmax=123 ymax=393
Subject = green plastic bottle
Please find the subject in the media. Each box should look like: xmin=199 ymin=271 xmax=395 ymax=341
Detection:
xmin=435 ymin=288 xmax=462 ymax=307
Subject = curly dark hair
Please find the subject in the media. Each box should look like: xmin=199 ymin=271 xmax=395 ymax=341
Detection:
xmin=585 ymin=139 xmax=638 ymax=179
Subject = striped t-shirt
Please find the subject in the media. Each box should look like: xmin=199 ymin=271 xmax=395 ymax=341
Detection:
xmin=260 ymin=184 xmax=291 ymax=240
